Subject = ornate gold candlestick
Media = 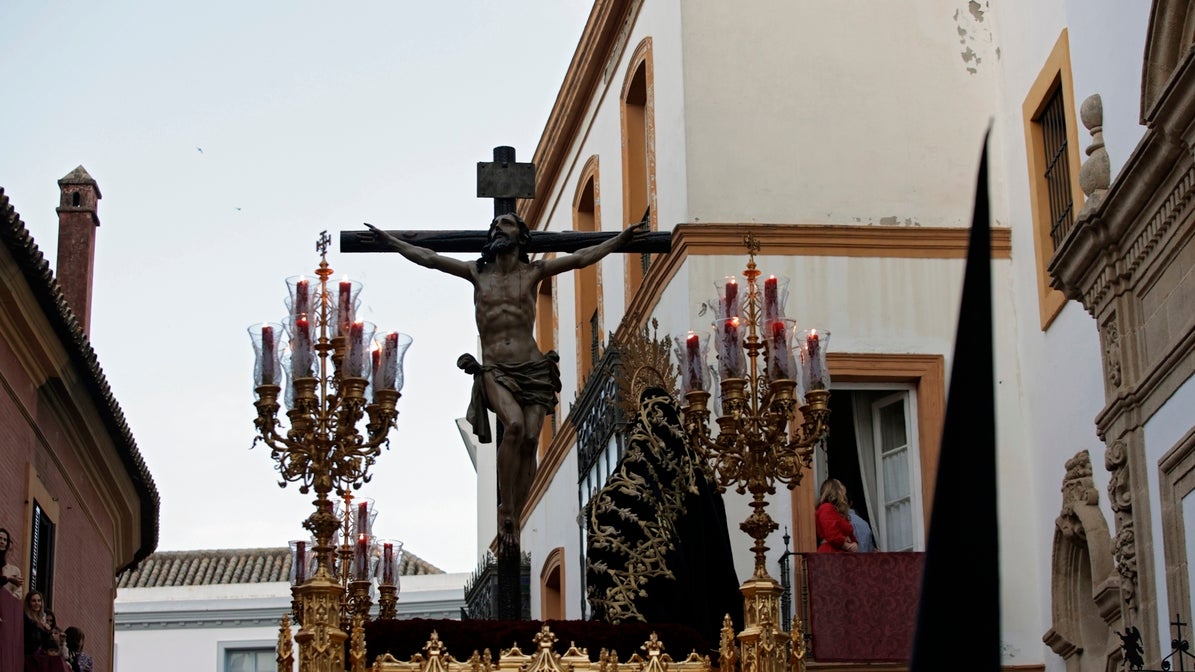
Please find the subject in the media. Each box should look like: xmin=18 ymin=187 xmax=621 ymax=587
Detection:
xmin=682 ymin=234 xmax=830 ymax=672
xmin=251 ymin=232 xmax=409 ymax=672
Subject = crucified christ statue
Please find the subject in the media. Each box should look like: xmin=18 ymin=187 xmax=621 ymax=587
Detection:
xmin=363 ymin=214 xmax=645 ymax=535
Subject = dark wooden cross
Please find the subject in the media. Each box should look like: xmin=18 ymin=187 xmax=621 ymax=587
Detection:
xmin=340 ymin=146 xmax=671 ymax=256
xmin=339 ymin=147 xmax=667 ymax=622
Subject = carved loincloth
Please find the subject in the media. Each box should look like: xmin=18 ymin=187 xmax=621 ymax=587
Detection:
xmin=457 ymin=351 xmax=561 ymax=444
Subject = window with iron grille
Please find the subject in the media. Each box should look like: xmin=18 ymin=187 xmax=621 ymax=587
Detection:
xmin=29 ymin=500 xmax=55 ymax=606
xmin=1023 ymin=30 xmax=1079 ymax=330
xmin=1039 ymin=87 xmax=1074 ymax=250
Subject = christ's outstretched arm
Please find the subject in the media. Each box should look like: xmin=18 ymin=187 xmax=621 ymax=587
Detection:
xmin=540 ymin=221 xmax=646 ymax=277
xmin=362 ymin=223 xmax=473 ymax=280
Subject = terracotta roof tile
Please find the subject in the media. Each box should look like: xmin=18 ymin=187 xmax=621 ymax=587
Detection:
xmin=117 ymin=547 xmax=443 ymax=588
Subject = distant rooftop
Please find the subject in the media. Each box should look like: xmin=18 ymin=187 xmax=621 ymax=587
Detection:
xmin=117 ymin=547 xmax=442 ymax=589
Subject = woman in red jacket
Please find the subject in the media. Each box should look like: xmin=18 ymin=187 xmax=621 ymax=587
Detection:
xmin=816 ymin=478 xmax=858 ymax=553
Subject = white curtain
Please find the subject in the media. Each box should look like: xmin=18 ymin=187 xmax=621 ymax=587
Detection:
xmin=851 ymin=392 xmax=878 ymax=543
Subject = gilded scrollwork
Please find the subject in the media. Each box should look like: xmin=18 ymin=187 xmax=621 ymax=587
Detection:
xmin=371 ymin=627 xmax=710 ymax=672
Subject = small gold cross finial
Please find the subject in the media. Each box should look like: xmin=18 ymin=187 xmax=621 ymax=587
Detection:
xmin=743 ymin=232 xmax=761 ymax=256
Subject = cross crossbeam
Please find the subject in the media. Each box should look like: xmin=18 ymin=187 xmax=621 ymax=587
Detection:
xmin=341 ymin=227 xmax=671 ymax=255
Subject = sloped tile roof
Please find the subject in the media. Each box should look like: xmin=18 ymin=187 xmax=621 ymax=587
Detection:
xmin=116 ymin=547 xmax=443 ymax=588
xmin=0 ymin=187 xmax=159 ymax=571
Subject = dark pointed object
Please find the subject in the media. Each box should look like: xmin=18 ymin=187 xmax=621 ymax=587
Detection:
xmin=909 ymin=130 xmax=999 ymax=671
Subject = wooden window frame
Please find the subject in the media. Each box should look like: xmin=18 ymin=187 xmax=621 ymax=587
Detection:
xmin=1023 ymin=29 xmax=1084 ymax=330
xmin=621 ymin=37 xmax=657 ymax=308
xmin=573 ymin=156 xmax=603 ymax=387
xmin=792 ymin=354 xmax=945 ymax=553
xmin=540 ymin=546 xmax=566 ymax=620
xmin=24 ymin=465 xmax=59 ymax=608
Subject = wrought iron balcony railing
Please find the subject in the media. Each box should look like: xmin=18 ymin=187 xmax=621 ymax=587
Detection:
xmin=571 ymin=344 xmax=626 ymax=482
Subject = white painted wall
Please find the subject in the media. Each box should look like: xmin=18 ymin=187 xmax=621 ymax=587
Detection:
xmin=522 ymin=449 xmax=583 ymax=619
xmin=513 ymin=4 xmax=1160 ymax=668
xmin=679 ymin=0 xmax=1000 ymax=227
xmin=990 ymin=2 xmax=1151 ymax=668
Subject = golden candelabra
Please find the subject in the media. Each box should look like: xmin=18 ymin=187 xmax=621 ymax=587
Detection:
xmin=250 ymin=232 xmax=410 ymax=672
xmin=680 ymin=234 xmax=830 ymax=672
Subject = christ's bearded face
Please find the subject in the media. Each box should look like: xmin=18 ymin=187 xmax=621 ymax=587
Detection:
xmin=482 ymin=215 xmax=525 ymax=256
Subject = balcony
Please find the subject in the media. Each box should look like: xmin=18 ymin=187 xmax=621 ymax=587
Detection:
xmin=571 ymin=344 xmax=625 ymax=481
xmin=461 ymin=551 xmax=530 ymax=620
xmin=798 ymin=552 xmax=925 ymax=668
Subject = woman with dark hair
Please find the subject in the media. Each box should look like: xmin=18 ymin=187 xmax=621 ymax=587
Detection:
xmin=816 ymin=478 xmax=858 ymax=553
xmin=23 ymin=590 xmax=51 ymax=655
xmin=0 ymin=527 xmax=23 ymax=598
xmin=65 ymin=626 xmax=93 ymax=672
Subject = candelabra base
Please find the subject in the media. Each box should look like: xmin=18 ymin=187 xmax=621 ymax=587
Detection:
xmin=732 ymin=574 xmax=789 ymax=672
xmin=292 ymin=576 xmax=347 ymax=672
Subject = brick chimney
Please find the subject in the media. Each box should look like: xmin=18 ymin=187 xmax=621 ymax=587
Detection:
xmin=56 ymin=166 xmax=101 ymax=336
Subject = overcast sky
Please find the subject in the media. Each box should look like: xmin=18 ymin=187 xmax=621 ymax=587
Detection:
xmin=0 ymin=2 xmax=593 ymax=573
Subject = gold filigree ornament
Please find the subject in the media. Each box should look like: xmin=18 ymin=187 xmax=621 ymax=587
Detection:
xmin=616 ymin=318 xmax=678 ymax=419
xmin=369 ymin=626 xmax=709 ymax=672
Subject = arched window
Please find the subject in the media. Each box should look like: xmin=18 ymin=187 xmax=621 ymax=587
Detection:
xmin=71 ymin=192 xmax=80 ymax=207
xmin=621 ymin=38 xmax=656 ymax=307
xmin=540 ymin=547 xmax=566 ymax=621
xmin=574 ymin=156 xmax=603 ymax=385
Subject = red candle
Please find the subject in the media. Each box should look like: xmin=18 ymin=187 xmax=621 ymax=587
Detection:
xmin=354 ymin=534 xmax=369 ymax=581
xmin=685 ymin=332 xmax=704 ymax=392
xmin=724 ymin=277 xmax=739 ymax=317
xmin=763 ymin=276 xmax=779 ymax=324
xmin=293 ymin=317 xmax=311 ymax=377
xmin=347 ymin=320 xmax=365 ymax=376
xmin=371 ymin=346 xmax=382 ymax=390
xmin=771 ymin=321 xmax=791 ymax=380
xmin=722 ymin=318 xmax=743 ymax=378
xmin=295 ymin=277 xmax=310 ymax=318
xmin=382 ymin=542 xmax=395 ymax=586
xmin=357 ymin=501 xmax=370 ymax=536
xmin=337 ymin=277 xmax=353 ymax=335
xmin=259 ymin=324 xmax=275 ymax=386
xmin=376 ymin=331 xmax=399 ymax=391
xmin=294 ymin=540 xmax=307 ymax=584
xmin=807 ymin=329 xmax=822 ymax=388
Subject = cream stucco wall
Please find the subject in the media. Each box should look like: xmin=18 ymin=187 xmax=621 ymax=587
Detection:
xmin=678 ymin=0 xmax=1002 ymax=228
xmin=512 ymin=2 xmax=1162 ymax=670
xmin=990 ymin=3 xmax=1151 ymax=669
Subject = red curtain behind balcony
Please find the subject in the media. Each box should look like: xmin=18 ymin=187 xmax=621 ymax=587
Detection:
xmin=804 ymin=552 xmax=925 ymax=663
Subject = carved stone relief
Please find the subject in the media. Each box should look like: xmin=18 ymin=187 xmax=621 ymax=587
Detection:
xmin=1045 ymin=450 xmax=1122 ymax=672
xmin=1105 ymin=440 xmax=1138 ymax=609
xmin=1102 ymin=318 xmax=1123 ymax=389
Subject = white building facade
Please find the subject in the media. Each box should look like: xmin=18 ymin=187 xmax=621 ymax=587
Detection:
xmin=458 ymin=2 xmax=1194 ymax=671
xmin=114 ymin=548 xmax=466 ymax=672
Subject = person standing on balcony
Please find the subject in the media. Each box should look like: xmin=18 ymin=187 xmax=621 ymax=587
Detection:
xmin=0 ymin=528 xmax=23 ymax=599
xmin=816 ymin=478 xmax=858 ymax=553
xmin=847 ymin=499 xmax=875 ymax=552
